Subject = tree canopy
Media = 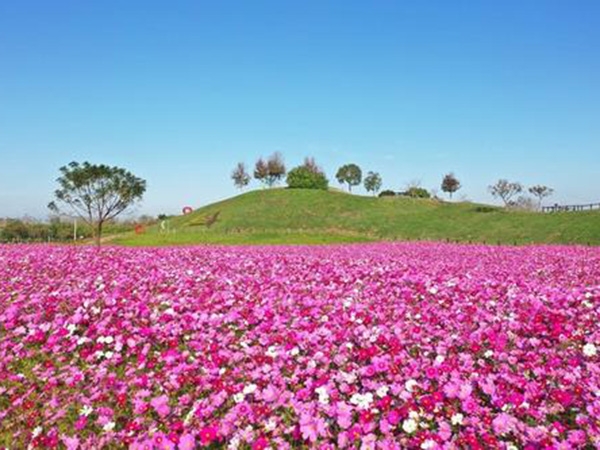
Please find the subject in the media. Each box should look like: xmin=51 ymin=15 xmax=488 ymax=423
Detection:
xmin=48 ymin=161 xmax=146 ymax=245
xmin=286 ymin=158 xmax=329 ymax=190
xmin=441 ymin=173 xmax=461 ymax=199
xmin=335 ymin=164 xmax=362 ymax=192
xmin=364 ymin=171 xmax=383 ymax=195
xmin=488 ymin=179 xmax=523 ymax=206
xmin=231 ymin=162 xmax=251 ymax=189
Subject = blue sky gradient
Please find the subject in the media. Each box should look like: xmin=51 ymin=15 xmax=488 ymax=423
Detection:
xmin=1 ymin=1 xmax=599 ymax=217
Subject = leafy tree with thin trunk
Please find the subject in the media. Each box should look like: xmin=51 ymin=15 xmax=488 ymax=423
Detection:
xmin=441 ymin=173 xmax=461 ymax=199
xmin=254 ymin=153 xmax=286 ymax=187
xmin=266 ymin=152 xmax=286 ymax=187
xmin=336 ymin=164 xmax=362 ymax=192
xmin=253 ymin=158 xmax=269 ymax=186
xmin=231 ymin=162 xmax=251 ymax=190
xmin=488 ymin=179 xmax=523 ymax=206
xmin=48 ymin=161 xmax=146 ymax=246
xmin=528 ymin=185 xmax=554 ymax=209
xmin=364 ymin=171 xmax=382 ymax=196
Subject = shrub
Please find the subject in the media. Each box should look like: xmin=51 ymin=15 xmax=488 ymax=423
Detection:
xmin=402 ymin=187 xmax=431 ymax=198
xmin=286 ymin=166 xmax=329 ymax=190
xmin=378 ymin=190 xmax=397 ymax=197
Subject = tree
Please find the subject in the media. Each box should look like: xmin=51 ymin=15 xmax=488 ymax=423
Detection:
xmin=48 ymin=161 xmax=146 ymax=246
xmin=266 ymin=152 xmax=286 ymax=187
xmin=528 ymin=185 xmax=554 ymax=209
xmin=441 ymin=173 xmax=461 ymax=199
xmin=336 ymin=164 xmax=362 ymax=192
xmin=254 ymin=153 xmax=286 ymax=187
xmin=253 ymin=158 xmax=269 ymax=186
xmin=364 ymin=171 xmax=382 ymax=196
xmin=231 ymin=162 xmax=251 ymax=190
xmin=488 ymin=179 xmax=523 ymax=206
xmin=302 ymin=157 xmax=321 ymax=174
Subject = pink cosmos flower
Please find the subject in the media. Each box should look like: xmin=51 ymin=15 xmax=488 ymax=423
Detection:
xmin=199 ymin=426 xmax=217 ymax=446
xmin=178 ymin=434 xmax=195 ymax=450
xmin=150 ymin=395 xmax=170 ymax=418
xmin=492 ymin=413 xmax=518 ymax=435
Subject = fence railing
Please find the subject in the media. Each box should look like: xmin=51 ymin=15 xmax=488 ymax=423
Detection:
xmin=542 ymin=203 xmax=600 ymax=213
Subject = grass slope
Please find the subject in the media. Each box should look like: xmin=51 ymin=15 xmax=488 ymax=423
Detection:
xmin=115 ymin=189 xmax=600 ymax=246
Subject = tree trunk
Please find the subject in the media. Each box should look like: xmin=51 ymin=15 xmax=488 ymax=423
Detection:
xmin=95 ymin=221 xmax=103 ymax=247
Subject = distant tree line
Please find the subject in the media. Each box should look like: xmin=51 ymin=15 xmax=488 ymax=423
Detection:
xmin=0 ymin=216 xmax=155 ymax=243
xmin=230 ymin=155 xmax=554 ymax=210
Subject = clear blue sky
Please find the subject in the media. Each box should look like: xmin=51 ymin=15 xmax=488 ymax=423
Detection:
xmin=1 ymin=1 xmax=599 ymax=218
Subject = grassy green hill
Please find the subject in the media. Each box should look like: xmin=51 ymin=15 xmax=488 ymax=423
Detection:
xmin=114 ymin=189 xmax=600 ymax=246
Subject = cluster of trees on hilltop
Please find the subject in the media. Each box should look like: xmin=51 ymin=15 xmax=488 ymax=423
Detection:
xmin=230 ymin=156 xmax=554 ymax=210
xmin=231 ymin=155 xmax=385 ymax=195
xmin=231 ymin=155 xmax=469 ymax=200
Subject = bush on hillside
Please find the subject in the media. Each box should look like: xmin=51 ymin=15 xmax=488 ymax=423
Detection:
xmin=378 ymin=190 xmax=397 ymax=197
xmin=402 ymin=187 xmax=431 ymax=198
xmin=286 ymin=166 xmax=329 ymax=190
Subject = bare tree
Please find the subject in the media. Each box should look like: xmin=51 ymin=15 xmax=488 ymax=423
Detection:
xmin=231 ymin=162 xmax=251 ymax=190
xmin=488 ymin=179 xmax=523 ymax=206
xmin=302 ymin=156 xmax=322 ymax=174
xmin=528 ymin=185 xmax=554 ymax=209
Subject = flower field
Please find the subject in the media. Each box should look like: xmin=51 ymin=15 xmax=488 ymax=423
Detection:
xmin=1 ymin=243 xmax=600 ymax=449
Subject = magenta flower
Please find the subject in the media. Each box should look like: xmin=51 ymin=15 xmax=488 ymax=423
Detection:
xmin=178 ymin=434 xmax=195 ymax=450
xmin=150 ymin=395 xmax=170 ymax=418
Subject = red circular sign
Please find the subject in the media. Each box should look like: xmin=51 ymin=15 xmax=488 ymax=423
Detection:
xmin=182 ymin=206 xmax=193 ymax=215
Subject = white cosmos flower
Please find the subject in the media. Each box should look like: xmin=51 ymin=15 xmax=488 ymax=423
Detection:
xmin=421 ymin=440 xmax=436 ymax=449
xmin=583 ymin=343 xmax=597 ymax=357
xmin=451 ymin=413 xmax=464 ymax=425
xmin=103 ymin=421 xmax=115 ymax=432
xmin=80 ymin=405 xmax=93 ymax=416
xmin=265 ymin=418 xmax=277 ymax=432
xmin=350 ymin=392 xmax=374 ymax=409
xmin=233 ymin=393 xmax=245 ymax=403
xmin=266 ymin=346 xmax=278 ymax=358
xmin=376 ymin=385 xmax=389 ymax=398
xmin=402 ymin=418 xmax=418 ymax=434
xmin=243 ymin=384 xmax=258 ymax=395
xmin=315 ymin=386 xmax=330 ymax=405
xmin=405 ymin=379 xmax=418 ymax=393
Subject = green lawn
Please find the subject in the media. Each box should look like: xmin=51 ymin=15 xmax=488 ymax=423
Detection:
xmin=114 ymin=189 xmax=600 ymax=246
